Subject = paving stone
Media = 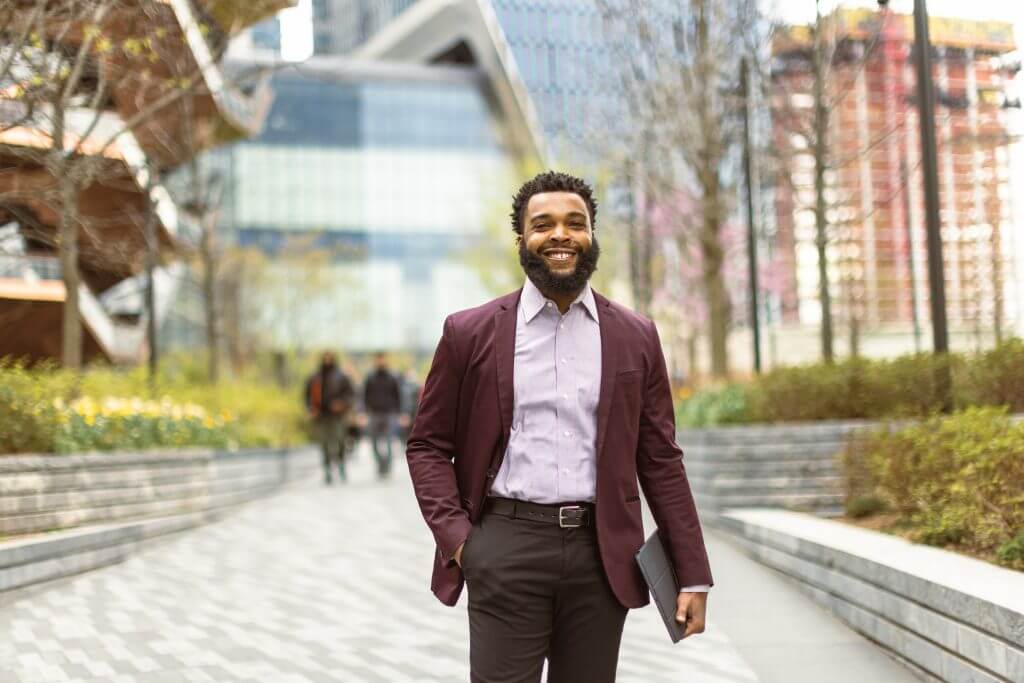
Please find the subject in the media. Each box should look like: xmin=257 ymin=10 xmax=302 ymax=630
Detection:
xmin=0 ymin=442 xmax=758 ymax=682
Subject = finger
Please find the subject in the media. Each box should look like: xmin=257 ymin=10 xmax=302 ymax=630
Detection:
xmin=675 ymin=598 xmax=690 ymax=624
xmin=683 ymin=618 xmax=703 ymax=638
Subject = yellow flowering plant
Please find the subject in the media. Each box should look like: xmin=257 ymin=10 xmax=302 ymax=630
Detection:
xmin=1 ymin=358 xmax=307 ymax=455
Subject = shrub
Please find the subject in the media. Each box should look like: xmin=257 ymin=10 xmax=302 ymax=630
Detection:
xmin=996 ymin=533 xmax=1024 ymax=570
xmin=958 ymin=338 xmax=1024 ymax=412
xmin=841 ymin=407 xmax=1024 ymax=568
xmin=0 ymin=359 xmax=309 ymax=455
xmin=845 ymin=494 xmax=887 ymax=519
xmin=676 ymin=384 xmax=752 ymax=427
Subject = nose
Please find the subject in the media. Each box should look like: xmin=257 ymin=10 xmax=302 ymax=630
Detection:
xmin=550 ymin=221 xmax=572 ymax=242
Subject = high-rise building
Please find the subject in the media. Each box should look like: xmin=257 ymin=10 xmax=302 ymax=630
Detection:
xmin=771 ymin=9 xmax=1020 ymax=341
xmin=216 ymin=57 xmax=521 ymax=353
xmin=312 ymin=0 xmax=421 ymax=55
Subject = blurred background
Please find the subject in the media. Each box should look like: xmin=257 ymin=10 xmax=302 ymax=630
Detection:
xmin=1 ymin=3 xmax=1023 ymax=681
xmin=3 ymin=0 xmax=1023 ymax=384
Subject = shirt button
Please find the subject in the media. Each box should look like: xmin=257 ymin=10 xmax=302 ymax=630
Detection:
xmin=564 ymin=430 xmax=571 ymax=437
xmin=563 ymin=393 xmax=569 ymax=400
xmin=561 ymin=358 xmax=567 ymax=364
xmin=563 ymin=468 xmax=570 ymax=475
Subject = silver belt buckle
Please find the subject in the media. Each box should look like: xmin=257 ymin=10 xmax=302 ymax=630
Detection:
xmin=558 ymin=505 xmax=585 ymax=528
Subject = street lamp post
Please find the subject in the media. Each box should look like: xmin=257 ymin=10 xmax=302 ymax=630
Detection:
xmin=740 ymin=58 xmax=762 ymax=373
xmin=908 ymin=0 xmax=950 ymax=356
xmin=879 ymin=0 xmax=951 ymax=408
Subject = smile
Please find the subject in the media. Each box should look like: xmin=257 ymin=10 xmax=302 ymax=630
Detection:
xmin=544 ymin=250 xmax=577 ymax=263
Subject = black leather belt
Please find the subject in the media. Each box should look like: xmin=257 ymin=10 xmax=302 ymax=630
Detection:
xmin=484 ymin=497 xmax=594 ymax=528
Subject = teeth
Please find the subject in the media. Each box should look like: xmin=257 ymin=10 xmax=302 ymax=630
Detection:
xmin=547 ymin=252 xmax=573 ymax=261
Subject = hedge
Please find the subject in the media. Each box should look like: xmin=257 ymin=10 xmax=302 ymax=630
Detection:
xmin=0 ymin=359 xmax=309 ymax=455
xmin=841 ymin=407 xmax=1024 ymax=570
xmin=677 ymin=339 xmax=1024 ymax=426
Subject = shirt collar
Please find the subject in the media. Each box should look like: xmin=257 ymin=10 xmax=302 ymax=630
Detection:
xmin=521 ymin=278 xmax=599 ymax=324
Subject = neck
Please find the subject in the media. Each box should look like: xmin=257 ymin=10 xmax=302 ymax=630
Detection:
xmin=538 ymin=284 xmax=583 ymax=315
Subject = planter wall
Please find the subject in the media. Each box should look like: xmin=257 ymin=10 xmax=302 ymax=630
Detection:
xmin=0 ymin=446 xmax=320 ymax=537
xmin=680 ymin=420 xmax=874 ymax=518
xmin=0 ymin=446 xmax=319 ymax=597
xmin=721 ymin=509 xmax=1024 ymax=683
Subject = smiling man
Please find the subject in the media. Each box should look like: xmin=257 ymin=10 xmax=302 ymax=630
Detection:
xmin=406 ymin=171 xmax=712 ymax=682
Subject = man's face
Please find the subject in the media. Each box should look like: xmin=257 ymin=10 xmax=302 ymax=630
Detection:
xmin=518 ymin=191 xmax=599 ymax=294
xmin=375 ymin=354 xmax=388 ymax=369
xmin=321 ymin=352 xmax=336 ymax=367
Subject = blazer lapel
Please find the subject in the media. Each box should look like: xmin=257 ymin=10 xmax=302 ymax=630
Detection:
xmin=594 ymin=293 xmax=620 ymax=462
xmin=493 ymin=290 xmax=521 ymax=445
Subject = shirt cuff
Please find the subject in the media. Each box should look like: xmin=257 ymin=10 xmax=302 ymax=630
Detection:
xmin=679 ymin=584 xmax=711 ymax=593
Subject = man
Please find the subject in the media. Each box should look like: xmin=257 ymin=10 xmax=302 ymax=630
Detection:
xmin=407 ymin=171 xmax=712 ymax=682
xmin=305 ymin=351 xmax=355 ymax=485
xmin=363 ymin=352 xmax=402 ymax=478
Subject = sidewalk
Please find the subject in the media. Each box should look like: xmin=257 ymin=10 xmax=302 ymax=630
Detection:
xmin=0 ymin=442 xmax=916 ymax=682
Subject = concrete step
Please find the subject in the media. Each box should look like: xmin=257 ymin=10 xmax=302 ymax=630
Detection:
xmin=709 ymin=492 xmax=845 ymax=510
xmin=686 ymin=458 xmax=840 ymax=477
xmin=683 ymin=441 xmax=848 ymax=463
xmin=699 ymin=475 xmax=843 ymax=494
xmin=679 ymin=420 xmax=873 ymax=447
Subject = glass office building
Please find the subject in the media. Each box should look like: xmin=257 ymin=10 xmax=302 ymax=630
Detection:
xmin=220 ymin=62 xmax=515 ymax=353
xmin=488 ymin=0 xmax=623 ymax=158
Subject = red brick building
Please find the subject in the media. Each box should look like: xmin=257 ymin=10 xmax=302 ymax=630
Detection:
xmin=771 ymin=8 xmax=1018 ymax=342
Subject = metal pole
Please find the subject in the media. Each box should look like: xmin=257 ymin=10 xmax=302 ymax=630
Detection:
xmin=740 ymin=58 xmax=762 ymax=373
xmin=901 ymin=158 xmax=922 ymax=353
xmin=912 ymin=0 xmax=949 ymax=354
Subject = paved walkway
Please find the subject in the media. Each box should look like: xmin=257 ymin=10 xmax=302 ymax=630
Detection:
xmin=0 ymin=443 xmax=918 ymax=682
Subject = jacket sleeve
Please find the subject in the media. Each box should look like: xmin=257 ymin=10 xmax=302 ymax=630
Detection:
xmin=405 ymin=316 xmax=472 ymax=564
xmin=636 ymin=319 xmax=713 ymax=588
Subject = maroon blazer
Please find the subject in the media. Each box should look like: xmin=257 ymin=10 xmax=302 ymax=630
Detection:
xmin=406 ymin=289 xmax=712 ymax=608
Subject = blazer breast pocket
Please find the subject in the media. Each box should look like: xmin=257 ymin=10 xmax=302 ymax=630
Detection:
xmin=613 ymin=369 xmax=644 ymax=411
xmin=617 ymin=368 xmax=643 ymax=385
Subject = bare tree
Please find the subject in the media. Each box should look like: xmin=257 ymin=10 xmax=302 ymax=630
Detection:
xmin=595 ymin=0 xmax=761 ymax=380
xmin=0 ymin=1 xmax=250 ymax=370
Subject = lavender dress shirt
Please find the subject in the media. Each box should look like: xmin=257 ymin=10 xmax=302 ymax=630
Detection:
xmin=488 ymin=279 xmax=708 ymax=593
xmin=490 ymin=278 xmax=601 ymax=503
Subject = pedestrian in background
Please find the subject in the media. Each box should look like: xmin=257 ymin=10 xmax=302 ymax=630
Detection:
xmin=398 ymin=368 xmax=423 ymax=442
xmin=305 ymin=351 xmax=355 ymax=485
xmin=363 ymin=352 xmax=402 ymax=478
xmin=407 ymin=171 xmax=711 ymax=681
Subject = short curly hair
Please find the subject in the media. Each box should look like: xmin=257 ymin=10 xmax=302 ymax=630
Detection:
xmin=510 ymin=170 xmax=598 ymax=235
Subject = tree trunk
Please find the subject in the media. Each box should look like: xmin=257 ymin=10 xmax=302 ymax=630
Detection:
xmin=200 ymin=216 xmax=219 ymax=383
xmin=144 ymin=192 xmax=159 ymax=392
xmin=58 ymin=172 xmax=82 ymax=370
xmin=813 ymin=0 xmax=835 ymax=363
xmin=701 ymin=209 xmax=731 ymax=379
xmin=695 ymin=0 xmax=730 ymax=379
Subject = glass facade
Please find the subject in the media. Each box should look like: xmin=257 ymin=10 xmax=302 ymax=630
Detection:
xmin=219 ymin=66 xmax=514 ymax=353
xmin=489 ymin=0 xmax=624 ymax=158
xmin=313 ymin=0 xmax=422 ymax=55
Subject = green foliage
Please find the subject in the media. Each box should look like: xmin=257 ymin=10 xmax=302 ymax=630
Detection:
xmin=845 ymin=494 xmax=887 ymax=519
xmin=676 ymin=384 xmax=752 ymax=427
xmin=996 ymin=533 xmax=1024 ymax=570
xmin=841 ymin=407 xmax=1024 ymax=569
xmin=678 ymin=339 xmax=1024 ymax=425
xmin=958 ymin=338 xmax=1024 ymax=413
xmin=0 ymin=358 xmax=308 ymax=455
xmin=749 ymin=354 xmax=959 ymax=422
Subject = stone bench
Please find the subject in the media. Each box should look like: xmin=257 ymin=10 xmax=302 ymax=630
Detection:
xmin=719 ymin=508 xmax=1024 ymax=683
xmin=0 ymin=445 xmax=320 ymax=596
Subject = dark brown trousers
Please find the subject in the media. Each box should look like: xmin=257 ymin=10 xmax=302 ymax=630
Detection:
xmin=461 ymin=503 xmax=628 ymax=683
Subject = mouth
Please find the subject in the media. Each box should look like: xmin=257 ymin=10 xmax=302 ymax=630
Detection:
xmin=542 ymin=248 xmax=578 ymax=266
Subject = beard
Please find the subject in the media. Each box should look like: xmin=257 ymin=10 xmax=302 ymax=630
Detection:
xmin=518 ymin=236 xmax=600 ymax=296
